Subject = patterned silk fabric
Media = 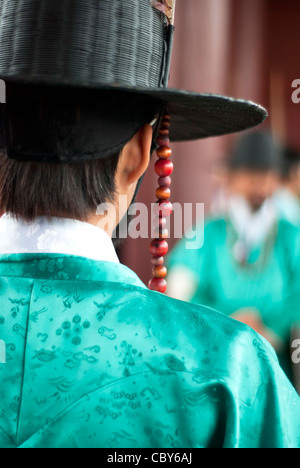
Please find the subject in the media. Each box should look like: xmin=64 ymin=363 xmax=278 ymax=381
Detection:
xmin=0 ymin=253 xmax=299 ymax=448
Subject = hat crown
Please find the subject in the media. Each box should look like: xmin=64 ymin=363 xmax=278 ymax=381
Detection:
xmin=229 ymin=131 xmax=281 ymax=171
xmin=0 ymin=0 xmax=170 ymax=89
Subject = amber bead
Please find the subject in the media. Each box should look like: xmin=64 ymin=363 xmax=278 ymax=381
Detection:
xmin=158 ymin=176 xmax=172 ymax=188
xmin=148 ymin=277 xmax=167 ymax=293
xmin=151 ymin=256 xmax=165 ymax=266
xmin=162 ymin=113 xmax=171 ymax=121
xmin=161 ymin=119 xmax=171 ymax=129
xmin=154 ymin=159 xmax=173 ymax=177
xmin=152 ymin=265 xmax=168 ymax=279
xmin=158 ymin=126 xmax=170 ymax=136
xmin=156 ymin=186 xmax=171 ymax=200
xmin=149 ymin=239 xmax=169 ymax=257
xmin=153 ymin=228 xmax=169 ymax=240
xmin=156 ymin=146 xmax=172 ymax=160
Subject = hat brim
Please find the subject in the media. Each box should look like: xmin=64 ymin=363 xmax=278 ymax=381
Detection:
xmin=86 ymin=84 xmax=268 ymax=140
xmin=0 ymin=75 xmax=267 ymax=141
xmin=145 ymin=88 xmax=268 ymax=141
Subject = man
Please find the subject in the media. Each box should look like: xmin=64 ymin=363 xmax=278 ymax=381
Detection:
xmin=167 ymin=131 xmax=300 ymax=380
xmin=274 ymin=145 xmax=300 ymax=227
xmin=0 ymin=0 xmax=299 ymax=449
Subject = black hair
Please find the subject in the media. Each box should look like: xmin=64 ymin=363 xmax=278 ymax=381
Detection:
xmin=0 ymin=151 xmax=121 ymax=222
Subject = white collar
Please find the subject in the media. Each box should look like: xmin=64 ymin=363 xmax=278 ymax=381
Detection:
xmin=227 ymin=195 xmax=277 ymax=247
xmin=0 ymin=214 xmax=119 ymax=264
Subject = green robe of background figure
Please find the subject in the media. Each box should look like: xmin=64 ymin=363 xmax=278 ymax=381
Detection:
xmin=0 ymin=252 xmax=299 ymax=448
xmin=167 ymin=215 xmax=300 ymax=379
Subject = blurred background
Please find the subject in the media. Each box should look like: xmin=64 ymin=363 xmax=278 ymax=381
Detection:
xmin=118 ymin=0 xmax=300 ymax=284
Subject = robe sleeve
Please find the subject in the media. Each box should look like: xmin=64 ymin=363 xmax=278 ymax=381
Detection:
xmin=266 ymin=223 xmax=300 ymax=344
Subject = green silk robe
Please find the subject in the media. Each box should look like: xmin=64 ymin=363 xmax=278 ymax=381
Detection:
xmin=168 ymin=218 xmax=300 ymax=343
xmin=167 ymin=218 xmax=300 ymax=381
xmin=0 ymin=253 xmax=299 ymax=448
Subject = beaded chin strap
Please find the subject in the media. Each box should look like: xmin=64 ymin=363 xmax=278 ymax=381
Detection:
xmin=148 ymin=1 xmax=176 ymax=294
xmin=148 ymin=113 xmax=173 ymax=294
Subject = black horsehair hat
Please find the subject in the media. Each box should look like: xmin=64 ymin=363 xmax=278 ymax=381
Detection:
xmin=228 ymin=131 xmax=281 ymax=172
xmin=0 ymin=0 xmax=268 ymax=163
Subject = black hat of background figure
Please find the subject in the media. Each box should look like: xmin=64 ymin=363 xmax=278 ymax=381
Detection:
xmin=0 ymin=0 xmax=267 ymax=163
xmin=228 ymin=131 xmax=282 ymax=172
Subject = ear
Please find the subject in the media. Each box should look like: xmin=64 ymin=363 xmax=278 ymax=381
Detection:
xmin=117 ymin=124 xmax=153 ymax=191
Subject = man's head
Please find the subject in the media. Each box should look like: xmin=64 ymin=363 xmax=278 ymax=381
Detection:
xmin=227 ymin=131 xmax=281 ymax=211
xmin=228 ymin=168 xmax=279 ymax=212
xmin=0 ymin=84 xmax=156 ymax=236
xmin=0 ymin=123 xmax=152 ymax=234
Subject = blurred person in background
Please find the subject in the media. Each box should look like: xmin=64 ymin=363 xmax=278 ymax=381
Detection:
xmin=167 ymin=131 xmax=300 ymax=380
xmin=273 ymin=145 xmax=300 ymax=227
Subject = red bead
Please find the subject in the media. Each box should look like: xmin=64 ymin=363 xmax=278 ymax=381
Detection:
xmin=150 ymin=239 xmax=169 ymax=257
xmin=148 ymin=278 xmax=167 ymax=294
xmin=156 ymin=146 xmax=172 ymax=159
xmin=156 ymin=186 xmax=171 ymax=200
xmin=157 ymin=135 xmax=170 ymax=147
xmin=151 ymin=256 xmax=165 ymax=266
xmin=152 ymin=265 xmax=168 ymax=279
xmin=154 ymin=159 xmax=173 ymax=177
xmin=162 ymin=113 xmax=171 ymax=121
xmin=160 ymin=201 xmax=173 ymax=217
xmin=153 ymin=201 xmax=173 ymax=218
xmin=158 ymin=176 xmax=171 ymax=187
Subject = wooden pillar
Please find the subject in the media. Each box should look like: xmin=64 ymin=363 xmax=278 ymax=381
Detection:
xmin=229 ymin=0 xmax=267 ymax=107
xmin=119 ymin=0 xmax=238 ymax=284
